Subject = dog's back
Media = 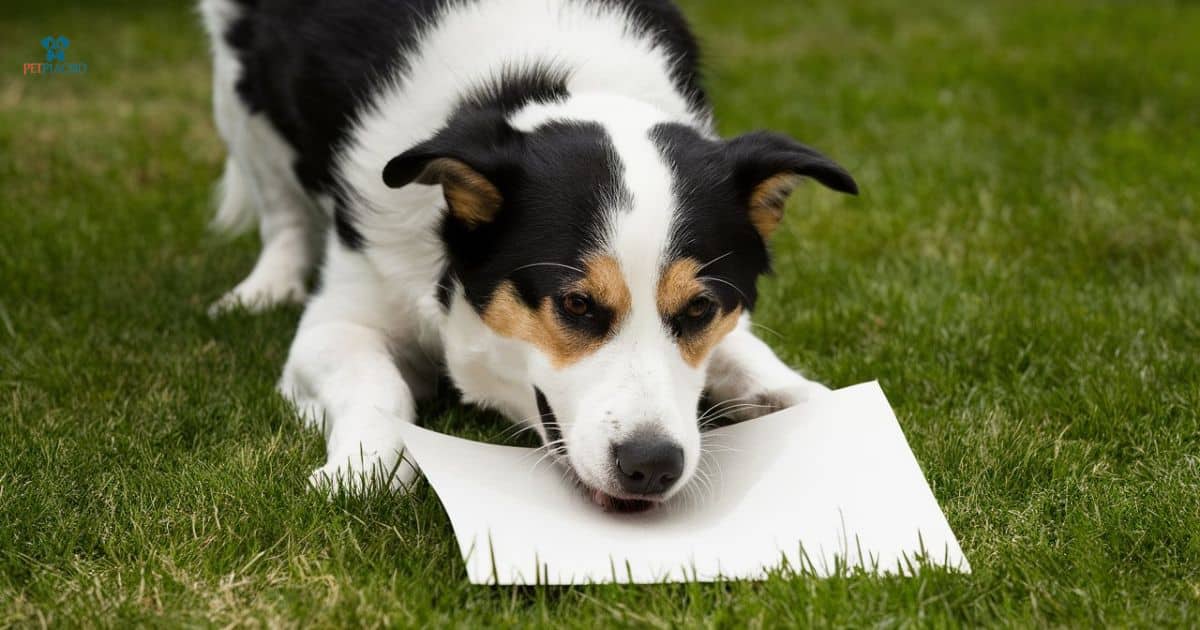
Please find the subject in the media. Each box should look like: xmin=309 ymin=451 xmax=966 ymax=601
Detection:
xmin=202 ymin=0 xmax=453 ymax=197
xmin=200 ymin=0 xmax=709 ymax=310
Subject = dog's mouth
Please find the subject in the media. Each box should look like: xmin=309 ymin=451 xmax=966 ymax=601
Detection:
xmin=534 ymin=387 xmax=658 ymax=514
xmin=585 ymin=488 xmax=656 ymax=513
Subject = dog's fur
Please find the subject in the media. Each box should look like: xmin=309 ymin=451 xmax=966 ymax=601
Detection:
xmin=200 ymin=0 xmax=857 ymax=508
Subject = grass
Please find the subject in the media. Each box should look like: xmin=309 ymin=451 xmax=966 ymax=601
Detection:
xmin=2 ymin=0 xmax=1198 ymax=625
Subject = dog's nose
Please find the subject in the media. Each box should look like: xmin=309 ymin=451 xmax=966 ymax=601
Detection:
xmin=614 ymin=437 xmax=684 ymax=495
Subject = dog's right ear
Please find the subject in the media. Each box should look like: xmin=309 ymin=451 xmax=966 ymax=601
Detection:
xmin=383 ymin=112 xmax=522 ymax=229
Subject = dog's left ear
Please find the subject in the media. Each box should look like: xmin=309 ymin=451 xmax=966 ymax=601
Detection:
xmin=383 ymin=112 xmax=520 ymax=229
xmin=384 ymin=154 xmax=503 ymax=228
xmin=725 ymin=131 xmax=858 ymax=239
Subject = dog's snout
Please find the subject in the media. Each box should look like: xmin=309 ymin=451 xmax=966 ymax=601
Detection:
xmin=613 ymin=437 xmax=684 ymax=495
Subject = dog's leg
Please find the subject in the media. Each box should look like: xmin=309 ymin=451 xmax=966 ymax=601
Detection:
xmin=704 ymin=315 xmax=830 ymax=422
xmin=209 ymin=116 xmax=318 ymax=316
xmin=278 ymin=248 xmax=419 ymax=495
xmin=204 ymin=16 xmax=316 ymax=316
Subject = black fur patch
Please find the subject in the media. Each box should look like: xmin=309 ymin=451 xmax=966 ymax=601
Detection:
xmin=534 ymin=387 xmax=563 ymax=446
xmin=651 ymin=123 xmax=857 ymax=314
xmin=457 ymin=61 xmax=571 ymax=117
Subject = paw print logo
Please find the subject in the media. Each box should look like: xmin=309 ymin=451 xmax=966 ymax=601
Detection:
xmin=41 ymin=36 xmax=69 ymax=63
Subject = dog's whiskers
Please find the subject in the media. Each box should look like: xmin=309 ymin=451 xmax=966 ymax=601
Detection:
xmin=509 ymin=261 xmax=586 ymax=276
xmin=700 ymin=401 xmax=776 ymax=419
xmin=699 ymin=397 xmax=749 ymax=415
xmin=698 ymin=393 xmax=757 ymax=417
xmin=749 ymin=321 xmax=787 ymax=341
xmin=698 ymin=275 xmax=749 ymax=303
xmin=495 ymin=422 xmax=539 ymax=442
xmin=696 ymin=397 xmax=778 ymax=426
xmin=526 ymin=439 xmax=568 ymax=472
xmin=695 ymin=250 xmax=734 ymax=273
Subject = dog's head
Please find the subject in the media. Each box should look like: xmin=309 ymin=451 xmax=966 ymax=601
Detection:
xmin=384 ymin=94 xmax=856 ymax=510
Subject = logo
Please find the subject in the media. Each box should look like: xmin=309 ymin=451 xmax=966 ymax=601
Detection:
xmin=42 ymin=36 xmax=68 ymax=62
xmin=24 ymin=35 xmax=87 ymax=76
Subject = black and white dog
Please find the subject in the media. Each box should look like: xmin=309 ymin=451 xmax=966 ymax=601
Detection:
xmin=200 ymin=0 xmax=857 ymax=510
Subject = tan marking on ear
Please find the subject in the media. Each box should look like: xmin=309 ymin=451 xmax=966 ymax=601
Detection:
xmin=421 ymin=157 xmax=502 ymax=228
xmin=747 ymin=173 xmax=802 ymax=239
xmin=480 ymin=255 xmax=631 ymax=368
xmin=657 ymin=258 xmax=744 ymax=367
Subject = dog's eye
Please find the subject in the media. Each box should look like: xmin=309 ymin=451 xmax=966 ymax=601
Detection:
xmin=562 ymin=292 xmax=592 ymax=317
xmin=685 ymin=296 xmax=714 ymax=320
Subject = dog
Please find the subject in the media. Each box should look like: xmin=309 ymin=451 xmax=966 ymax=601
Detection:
xmin=200 ymin=0 xmax=857 ymax=511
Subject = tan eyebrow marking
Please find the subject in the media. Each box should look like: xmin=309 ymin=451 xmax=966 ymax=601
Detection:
xmin=657 ymin=257 xmax=742 ymax=367
xmin=578 ymin=254 xmax=632 ymax=324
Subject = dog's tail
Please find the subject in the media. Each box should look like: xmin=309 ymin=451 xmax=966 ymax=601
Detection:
xmin=201 ymin=0 xmax=257 ymax=237
xmin=210 ymin=158 xmax=255 ymax=236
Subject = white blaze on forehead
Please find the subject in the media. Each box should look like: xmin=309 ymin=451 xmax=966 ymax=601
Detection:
xmin=510 ymin=92 xmax=682 ymax=324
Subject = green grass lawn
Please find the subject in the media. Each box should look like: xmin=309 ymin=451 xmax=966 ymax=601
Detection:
xmin=2 ymin=0 xmax=1198 ymax=625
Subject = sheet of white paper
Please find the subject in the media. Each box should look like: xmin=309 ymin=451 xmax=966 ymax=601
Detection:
xmin=397 ymin=381 xmax=969 ymax=584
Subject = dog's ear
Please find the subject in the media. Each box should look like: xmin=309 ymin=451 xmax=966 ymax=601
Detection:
xmin=724 ymin=131 xmax=857 ymax=239
xmin=383 ymin=112 xmax=520 ymax=229
xmin=383 ymin=155 xmax=504 ymax=228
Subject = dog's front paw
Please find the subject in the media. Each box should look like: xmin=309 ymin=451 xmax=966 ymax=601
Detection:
xmin=208 ymin=276 xmax=307 ymax=317
xmin=720 ymin=378 xmax=831 ymax=422
xmin=308 ymin=448 xmax=419 ymax=497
